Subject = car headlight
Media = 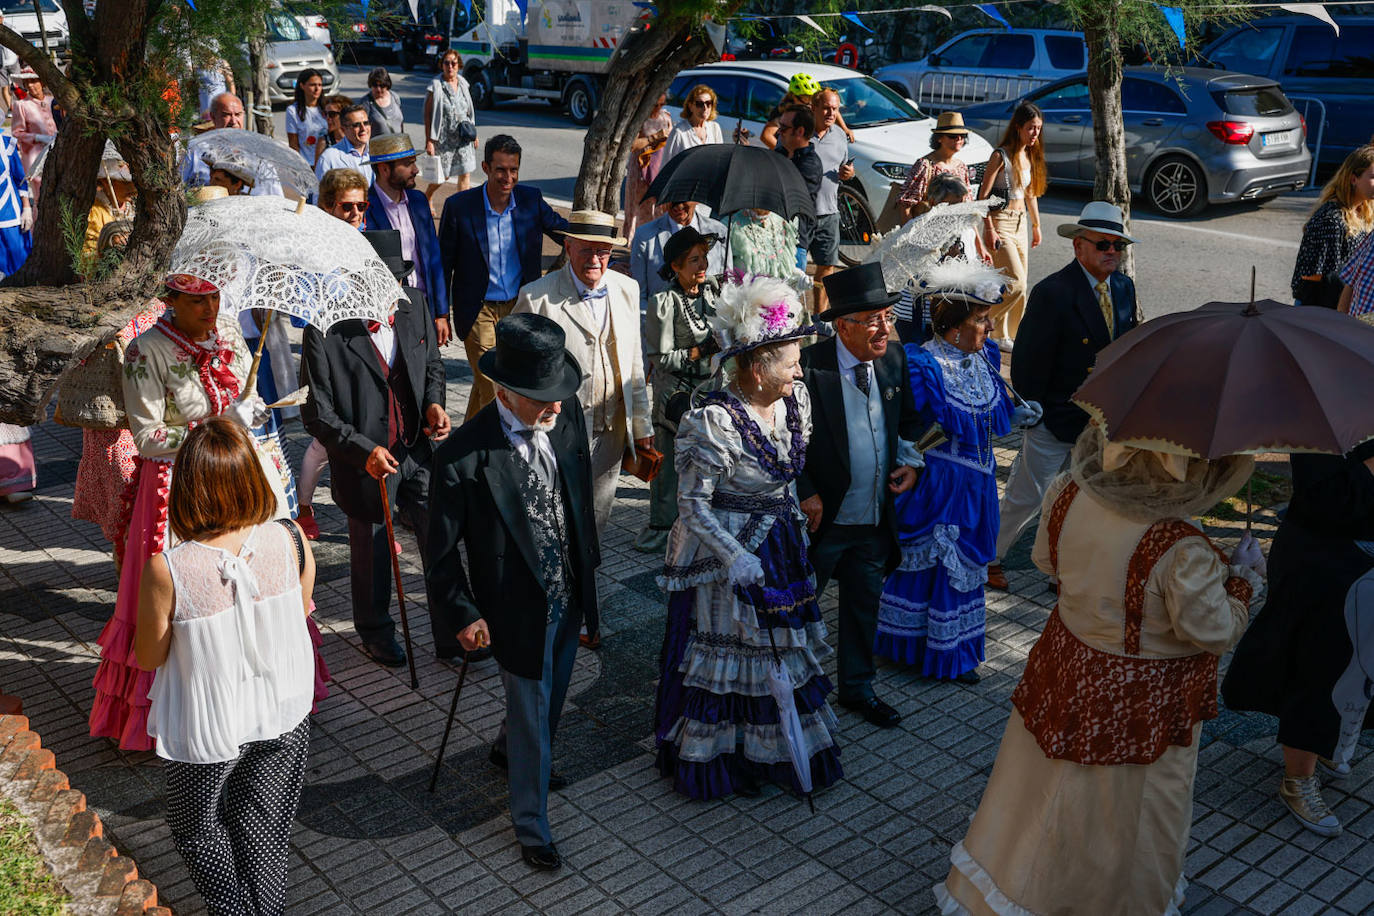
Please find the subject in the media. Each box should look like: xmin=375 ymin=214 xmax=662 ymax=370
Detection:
xmin=871 ymin=161 xmax=910 ymax=181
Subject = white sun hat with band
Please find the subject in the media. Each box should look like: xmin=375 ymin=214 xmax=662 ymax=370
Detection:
xmin=1056 ymin=200 xmax=1137 ymax=243
xmin=561 ymin=209 xmax=628 ymax=247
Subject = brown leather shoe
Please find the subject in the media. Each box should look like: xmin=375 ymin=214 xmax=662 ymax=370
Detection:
xmin=579 ymin=632 xmax=601 ymax=650
xmin=986 ymin=563 xmax=1009 ymax=591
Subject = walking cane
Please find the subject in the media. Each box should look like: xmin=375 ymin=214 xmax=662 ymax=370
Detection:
xmin=429 ymin=654 xmax=470 ymax=793
xmin=378 ymin=476 xmax=420 ymax=689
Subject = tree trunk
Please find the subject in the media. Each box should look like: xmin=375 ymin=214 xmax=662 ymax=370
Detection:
xmin=1084 ymin=8 xmax=1135 ymax=278
xmin=248 ymin=37 xmax=273 ymax=136
xmin=6 ymin=123 xmax=105 ymax=287
xmin=572 ymin=19 xmax=723 ymax=216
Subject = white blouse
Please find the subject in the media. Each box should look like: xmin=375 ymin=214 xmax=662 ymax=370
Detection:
xmin=147 ymin=523 xmax=315 ymax=764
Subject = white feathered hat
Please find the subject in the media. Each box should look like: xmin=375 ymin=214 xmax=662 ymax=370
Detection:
xmin=710 ymin=273 xmax=816 ymax=362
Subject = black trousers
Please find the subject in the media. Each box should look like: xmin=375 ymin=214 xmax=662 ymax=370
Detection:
xmin=347 ymin=441 xmax=459 ymax=655
xmin=809 ymin=523 xmax=889 ymax=703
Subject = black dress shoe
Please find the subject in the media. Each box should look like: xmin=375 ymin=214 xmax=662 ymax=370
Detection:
xmin=521 ymin=843 xmax=561 ymax=870
xmin=733 ymin=770 xmax=762 ymax=798
xmin=955 ymin=669 xmax=981 ymax=685
xmin=839 ymin=695 xmax=902 ymax=728
xmin=362 ymin=637 xmax=406 ymax=668
xmin=489 ymin=746 xmax=568 ymax=790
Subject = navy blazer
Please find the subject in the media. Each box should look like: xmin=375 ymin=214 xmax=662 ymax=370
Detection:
xmin=364 ymin=186 xmax=449 ymax=320
xmin=1011 ymin=259 xmax=1138 ymax=444
xmin=437 ymin=184 xmax=569 ymax=340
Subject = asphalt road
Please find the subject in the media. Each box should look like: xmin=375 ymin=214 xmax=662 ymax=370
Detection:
xmin=278 ymin=63 xmax=1316 ymax=319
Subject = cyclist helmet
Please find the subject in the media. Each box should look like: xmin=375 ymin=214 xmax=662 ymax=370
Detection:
xmin=788 ymin=72 xmax=822 ymax=98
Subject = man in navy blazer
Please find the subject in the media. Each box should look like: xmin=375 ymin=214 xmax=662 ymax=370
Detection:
xmin=988 ymin=201 xmax=1140 ymax=590
xmin=364 ymin=133 xmax=451 ymax=346
xmin=438 ymin=134 xmax=569 ymax=420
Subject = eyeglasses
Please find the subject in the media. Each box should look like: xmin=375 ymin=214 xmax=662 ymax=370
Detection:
xmin=442 ymin=60 xmax=459 ymax=67
xmin=839 ymin=310 xmax=894 ymax=330
xmin=336 ymin=201 xmax=369 ymax=214
xmin=326 ymin=110 xmax=342 ymax=119
xmin=693 ymin=99 xmax=713 ymax=109
xmin=1090 ymin=239 xmax=1130 ymax=252
xmin=583 ymin=248 xmax=613 ymax=260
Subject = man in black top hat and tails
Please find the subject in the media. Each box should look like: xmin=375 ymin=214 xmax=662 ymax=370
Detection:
xmin=427 ymin=313 xmax=599 ymax=872
xmin=302 ymin=229 xmax=454 ymax=669
xmin=798 ymin=262 xmax=923 ymax=728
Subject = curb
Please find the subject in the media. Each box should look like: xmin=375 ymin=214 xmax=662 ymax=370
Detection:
xmin=0 ymin=714 xmax=171 ymax=916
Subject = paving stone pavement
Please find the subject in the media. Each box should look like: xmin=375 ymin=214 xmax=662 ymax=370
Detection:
xmin=2 ymin=354 xmax=1373 ymax=915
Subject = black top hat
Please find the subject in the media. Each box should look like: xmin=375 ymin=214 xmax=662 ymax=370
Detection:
xmin=817 ymin=262 xmax=901 ymax=321
xmin=478 ymin=313 xmax=583 ymax=403
xmin=658 ymin=227 xmax=719 ymax=281
xmin=361 ymin=229 xmax=414 ymax=281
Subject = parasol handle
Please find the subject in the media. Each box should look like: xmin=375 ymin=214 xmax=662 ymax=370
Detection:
xmin=1243 ymin=265 xmax=1260 ymax=317
xmin=1246 ymin=477 xmax=1253 ymax=535
xmin=295 ymin=197 xmax=307 ymax=215
xmin=980 ymin=350 xmax=1027 ymax=407
xmin=242 ymin=329 xmax=269 ymax=399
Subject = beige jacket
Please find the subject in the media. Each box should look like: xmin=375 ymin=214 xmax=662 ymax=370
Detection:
xmin=513 ymin=267 xmax=652 ymax=453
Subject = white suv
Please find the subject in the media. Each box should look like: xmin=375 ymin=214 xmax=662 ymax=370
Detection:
xmin=1 ymin=0 xmax=69 ymax=55
xmin=668 ymin=61 xmax=994 ymax=265
xmin=875 ymin=29 xmax=1086 ymax=114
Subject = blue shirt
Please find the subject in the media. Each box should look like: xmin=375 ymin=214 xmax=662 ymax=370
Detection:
xmin=484 ymin=186 xmax=522 ymax=301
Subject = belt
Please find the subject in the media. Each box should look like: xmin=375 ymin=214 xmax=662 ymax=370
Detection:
xmin=483 ymin=297 xmax=518 ymax=308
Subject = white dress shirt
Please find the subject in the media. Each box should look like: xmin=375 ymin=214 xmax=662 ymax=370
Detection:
xmin=495 ymin=395 xmax=557 ymax=471
xmin=566 ymin=266 xmax=610 ymax=330
xmin=369 ymin=320 xmax=397 ymax=367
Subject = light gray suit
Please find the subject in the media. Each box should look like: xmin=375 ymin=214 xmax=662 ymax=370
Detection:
xmin=629 ymin=211 xmax=728 ymax=311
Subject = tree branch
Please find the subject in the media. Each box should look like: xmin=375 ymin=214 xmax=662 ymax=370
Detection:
xmin=0 ymin=26 xmax=79 ymax=111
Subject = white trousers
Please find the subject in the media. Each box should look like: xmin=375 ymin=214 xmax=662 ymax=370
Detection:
xmin=994 ymin=423 xmax=1074 ymax=562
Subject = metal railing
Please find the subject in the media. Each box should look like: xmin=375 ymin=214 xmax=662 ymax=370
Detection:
xmin=915 ymin=72 xmax=1048 ymax=113
xmin=1286 ymin=95 xmax=1326 ymax=186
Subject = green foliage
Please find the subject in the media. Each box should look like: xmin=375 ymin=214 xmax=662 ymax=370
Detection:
xmin=0 ymin=800 xmax=69 ymax=916
xmin=1047 ymin=0 xmax=1252 ymax=62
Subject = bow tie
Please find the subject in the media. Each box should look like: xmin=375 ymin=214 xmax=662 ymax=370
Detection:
xmin=366 ymin=315 xmax=396 ymax=333
xmin=580 ymin=286 xmax=609 ymax=301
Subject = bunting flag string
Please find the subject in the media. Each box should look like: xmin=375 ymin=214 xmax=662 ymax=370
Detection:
xmin=1278 ymin=3 xmax=1340 ymax=34
xmin=1156 ymin=5 xmax=1187 ymax=48
xmin=976 ymin=4 xmax=1010 ymax=27
xmin=796 ymin=14 xmax=827 ymax=34
xmin=842 ymin=12 xmax=873 ymax=32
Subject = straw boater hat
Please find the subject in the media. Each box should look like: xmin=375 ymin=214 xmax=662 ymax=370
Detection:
xmin=1056 ymin=200 xmax=1137 ymax=243
xmin=931 ymin=111 xmax=970 ymax=136
xmin=560 ymin=209 xmax=627 ymax=247
xmin=189 ymin=185 xmax=229 ymax=204
xmin=368 ymin=133 xmax=417 ymax=164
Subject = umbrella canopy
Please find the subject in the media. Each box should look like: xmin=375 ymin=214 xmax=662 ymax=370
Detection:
xmin=171 ymin=195 xmax=402 ymax=333
xmin=764 ymin=628 xmax=814 ymax=804
xmin=864 ymin=197 xmax=1001 ymax=289
xmin=188 ymin=128 xmax=319 ymax=197
xmin=1073 ymin=299 xmax=1374 ymax=458
xmin=644 ymin=144 xmax=815 ymax=220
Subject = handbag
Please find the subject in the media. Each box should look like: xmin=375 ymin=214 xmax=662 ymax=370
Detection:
xmin=457 ymin=119 xmax=478 ymax=145
xmin=622 ymin=441 xmax=664 ymax=483
xmin=985 ymin=148 xmax=1013 ymax=212
xmin=54 ymin=337 xmax=129 ymax=430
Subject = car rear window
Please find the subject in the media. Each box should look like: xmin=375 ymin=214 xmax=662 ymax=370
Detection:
xmin=1044 ymin=36 xmax=1086 ymax=71
xmin=1284 ymin=25 xmax=1374 ymax=78
xmin=1216 ymin=86 xmax=1294 ymax=117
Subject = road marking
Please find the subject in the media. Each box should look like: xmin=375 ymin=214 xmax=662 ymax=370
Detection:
xmin=1117 ymin=218 xmax=1299 ymax=249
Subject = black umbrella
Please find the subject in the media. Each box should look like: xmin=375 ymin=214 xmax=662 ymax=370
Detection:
xmin=644 ymin=144 xmax=816 ymax=220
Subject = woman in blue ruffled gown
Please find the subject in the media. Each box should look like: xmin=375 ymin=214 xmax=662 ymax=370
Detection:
xmin=655 ymin=275 xmax=841 ymax=801
xmin=875 ymin=293 xmax=1037 ymax=682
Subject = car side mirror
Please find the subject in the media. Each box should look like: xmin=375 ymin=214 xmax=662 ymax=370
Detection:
xmin=929 ymin=52 xmax=942 ymax=66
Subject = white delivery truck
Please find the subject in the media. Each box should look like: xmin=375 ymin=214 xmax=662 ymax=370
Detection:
xmin=450 ymin=0 xmax=645 ymax=125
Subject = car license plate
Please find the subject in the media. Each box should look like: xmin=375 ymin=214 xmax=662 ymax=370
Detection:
xmin=426 ymin=45 xmax=438 ymax=54
xmin=1262 ymin=129 xmax=1294 ymax=148
xmin=391 ymin=41 xmax=402 ymax=52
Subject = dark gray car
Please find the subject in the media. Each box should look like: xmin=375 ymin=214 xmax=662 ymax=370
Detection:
xmin=959 ymin=66 xmax=1310 ymax=217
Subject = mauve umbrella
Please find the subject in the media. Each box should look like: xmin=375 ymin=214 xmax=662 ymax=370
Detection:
xmin=1072 ymin=298 xmax=1374 ymax=459
xmin=644 ymin=144 xmax=815 ymax=220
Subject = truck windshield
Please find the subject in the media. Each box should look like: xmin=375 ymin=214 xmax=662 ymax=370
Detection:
xmin=825 ymin=77 xmax=922 ymax=128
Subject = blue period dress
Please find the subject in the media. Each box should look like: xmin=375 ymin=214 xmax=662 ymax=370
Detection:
xmin=0 ymin=131 xmax=32 ymax=277
xmin=875 ymin=337 xmax=1013 ymax=678
xmin=654 ymin=385 xmax=842 ymax=799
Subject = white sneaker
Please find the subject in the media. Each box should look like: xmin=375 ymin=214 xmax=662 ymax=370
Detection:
xmin=1280 ymin=775 xmax=1341 ymax=836
xmin=1317 ymin=756 xmax=1351 ymax=780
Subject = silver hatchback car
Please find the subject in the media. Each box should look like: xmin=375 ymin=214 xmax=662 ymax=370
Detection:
xmin=959 ymin=66 xmax=1310 ymax=217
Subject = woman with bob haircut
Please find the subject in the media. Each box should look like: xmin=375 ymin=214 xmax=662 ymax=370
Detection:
xmin=137 ymin=417 xmax=317 ymax=916
xmin=662 ymin=83 xmax=724 ymax=164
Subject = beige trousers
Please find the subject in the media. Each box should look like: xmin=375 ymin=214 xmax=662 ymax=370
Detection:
xmin=462 ymin=299 xmax=518 ymax=421
xmin=987 ymin=208 xmax=1028 ymax=342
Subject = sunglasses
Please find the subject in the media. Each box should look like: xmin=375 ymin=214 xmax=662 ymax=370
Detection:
xmin=336 ymin=201 xmax=369 ymax=214
xmin=1090 ymin=239 xmax=1130 ymax=252
xmin=344 ymin=119 xmax=370 ymax=130
xmin=693 ymin=99 xmax=714 ymax=108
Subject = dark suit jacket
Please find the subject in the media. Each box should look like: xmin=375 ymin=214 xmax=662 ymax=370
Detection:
xmin=364 ymin=186 xmax=450 ymax=320
xmin=426 ymin=400 xmax=600 ymax=679
xmin=1011 ymin=260 xmax=1138 ymax=444
xmin=300 ymin=288 xmax=447 ymax=524
xmin=797 ymin=337 xmax=923 ymax=571
xmin=437 ymin=184 xmax=569 ymax=340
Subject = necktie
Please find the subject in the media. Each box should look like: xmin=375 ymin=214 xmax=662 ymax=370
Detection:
xmin=854 ymin=364 xmax=871 ymax=397
xmin=1095 ymin=280 xmax=1114 ymax=337
xmin=581 ymin=285 xmax=609 ymax=301
xmin=516 ymin=428 xmax=556 ymax=490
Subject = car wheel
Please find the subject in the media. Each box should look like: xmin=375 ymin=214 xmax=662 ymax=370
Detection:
xmin=837 ymin=183 xmax=878 ymax=267
xmin=1145 ymin=156 xmax=1207 ymax=218
xmin=565 ymin=79 xmax=596 ymax=126
xmin=469 ymin=68 xmax=495 ymax=110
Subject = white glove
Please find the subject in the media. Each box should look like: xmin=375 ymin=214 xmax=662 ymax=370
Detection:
xmin=34 ymin=133 xmax=53 ymax=144
xmin=1011 ymin=400 xmax=1043 ymax=428
xmin=1229 ymin=532 xmax=1266 ymax=578
xmin=18 ymin=206 xmax=32 ymax=233
xmin=727 ymin=553 xmax=765 ymax=587
xmin=226 ymin=395 xmax=269 ymax=429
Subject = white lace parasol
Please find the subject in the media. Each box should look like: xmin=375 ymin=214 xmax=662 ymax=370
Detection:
xmin=188 ymin=129 xmax=319 ymax=197
xmin=171 ymin=195 xmax=402 ymax=331
xmin=865 ymin=197 xmax=1003 ymax=289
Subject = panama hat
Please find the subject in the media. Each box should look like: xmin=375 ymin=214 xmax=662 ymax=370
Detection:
xmin=1056 ymin=201 xmax=1137 ymax=243
xmin=368 ymin=133 xmax=417 ymax=164
xmin=931 ymin=111 xmax=970 ymax=136
xmin=560 ymin=209 xmax=627 ymax=247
